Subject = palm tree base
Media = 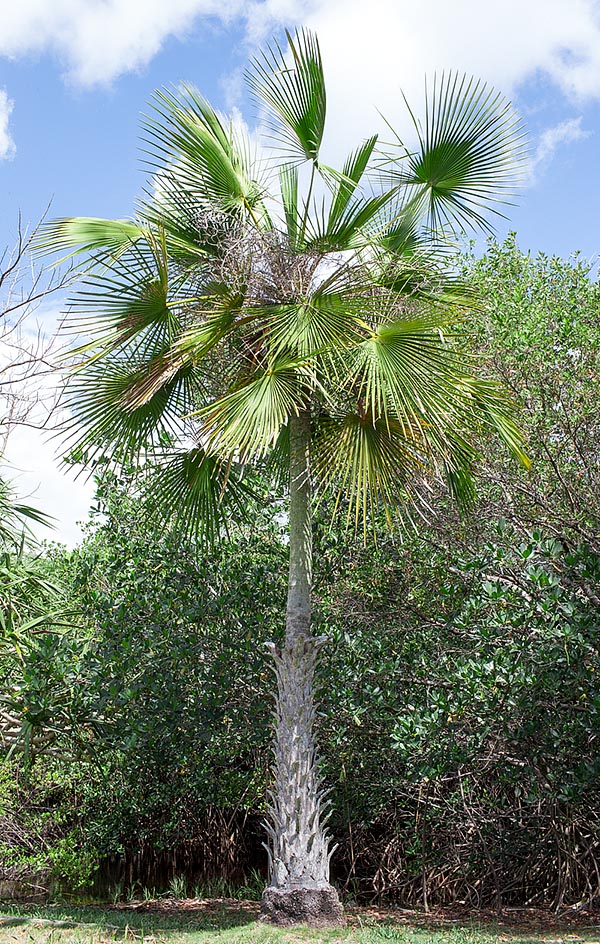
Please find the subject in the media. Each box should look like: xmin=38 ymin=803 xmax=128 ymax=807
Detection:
xmin=260 ymin=885 xmax=345 ymax=927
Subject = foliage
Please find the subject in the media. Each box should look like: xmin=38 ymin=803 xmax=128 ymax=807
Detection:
xmin=2 ymin=468 xmax=287 ymax=887
xmin=0 ymin=760 xmax=100 ymax=891
xmin=2 ymin=241 xmax=598 ymax=906
xmin=4 ymin=476 xmax=599 ymax=905
xmin=316 ymin=518 xmax=600 ymax=905
xmin=467 ymin=235 xmax=600 ymax=549
xmin=69 ymin=466 xmax=283 ymax=788
xmin=0 ymin=476 xmax=84 ymax=759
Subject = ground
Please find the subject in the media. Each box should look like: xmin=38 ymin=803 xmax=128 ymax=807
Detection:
xmin=0 ymin=899 xmax=598 ymax=944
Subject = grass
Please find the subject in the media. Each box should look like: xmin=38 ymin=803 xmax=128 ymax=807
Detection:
xmin=0 ymin=902 xmax=599 ymax=944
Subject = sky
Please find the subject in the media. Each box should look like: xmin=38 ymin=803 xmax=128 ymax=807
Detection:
xmin=1 ymin=0 xmax=599 ymax=546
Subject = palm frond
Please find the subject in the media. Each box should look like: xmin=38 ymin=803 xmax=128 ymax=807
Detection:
xmin=264 ymin=272 xmax=368 ymax=359
xmin=197 ymin=358 xmax=312 ymax=461
xmin=325 ymin=135 xmax=378 ymax=229
xmin=310 ymin=190 xmax=395 ymax=252
xmin=313 ymin=409 xmax=424 ymax=534
xmin=366 ymin=197 xmax=423 ymax=256
xmin=247 ymin=29 xmax=326 ymax=164
xmin=460 ymin=377 xmax=532 ymax=468
xmin=144 ymin=85 xmax=268 ymax=218
xmin=138 ymin=180 xmax=225 ymax=262
xmin=279 ymin=163 xmax=300 ymax=249
xmin=348 ymin=312 xmax=466 ymax=419
xmin=0 ymin=477 xmax=54 ymax=548
xmin=65 ymin=229 xmax=186 ymax=352
xmin=62 ymin=357 xmax=199 ymax=464
xmin=386 ymin=73 xmax=528 ymax=234
xmin=35 ymin=217 xmax=144 ymax=264
xmin=341 ymin=313 xmax=489 ymax=486
xmin=173 ymin=282 xmax=244 ymax=360
xmin=323 ymin=311 xmax=530 ymax=524
xmin=148 ymin=446 xmax=255 ymax=543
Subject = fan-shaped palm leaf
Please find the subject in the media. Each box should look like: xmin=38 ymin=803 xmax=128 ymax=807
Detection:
xmin=247 ymin=29 xmax=326 ymax=164
xmin=263 ymin=274 xmax=368 ymax=359
xmin=387 ymin=73 xmax=527 ymax=233
xmin=149 ymin=446 xmax=255 ymax=543
xmin=196 ymin=357 xmax=313 ymax=460
xmin=348 ymin=312 xmax=469 ymax=421
xmin=66 ymin=229 xmax=185 ymax=350
xmin=313 ymin=409 xmax=424 ymax=533
xmin=62 ymin=357 xmax=199 ymax=463
xmin=173 ymin=283 xmax=245 ymax=360
xmin=144 ymin=85 xmax=268 ymax=218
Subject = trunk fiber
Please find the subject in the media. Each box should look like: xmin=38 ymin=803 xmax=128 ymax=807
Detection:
xmin=261 ymin=410 xmax=344 ymax=927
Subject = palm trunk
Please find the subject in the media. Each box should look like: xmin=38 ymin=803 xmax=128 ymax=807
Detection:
xmin=261 ymin=409 xmax=344 ymax=927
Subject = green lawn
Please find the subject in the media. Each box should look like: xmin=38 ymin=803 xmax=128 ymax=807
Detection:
xmin=0 ymin=903 xmax=598 ymax=944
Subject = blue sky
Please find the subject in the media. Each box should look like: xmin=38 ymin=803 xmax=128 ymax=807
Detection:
xmin=1 ymin=0 xmax=599 ymax=544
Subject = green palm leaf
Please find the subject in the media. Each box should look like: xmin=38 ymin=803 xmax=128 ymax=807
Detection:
xmin=311 ymin=190 xmax=395 ymax=252
xmin=263 ymin=270 xmax=368 ymax=359
xmin=62 ymin=357 xmax=199 ymax=464
xmin=348 ymin=312 xmax=469 ymax=424
xmin=197 ymin=358 xmax=312 ymax=461
xmin=148 ymin=447 xmax=255 ymax=543
xmin=247 ymin=29 xmax=326 ymax=164
xmin=144 ymin=85 xmax=268 ymax=218
xmin=387 ymin=73 xmax=528 ymax=233
xmin=173 ymin=283 xmax=244 ymax=360
xmin=460 ymin=377 xmax=532 ymax=468
xmin=314 ymin=409 xmax=424 ymax=533
xmin=66 ymin=230 xmax=184 ymax=350
xmin=36 ymin=217 xmax=144 ymax=263
xmin=0 ymin=477 xmax=54 ymax=548
xmin=279 ymin=163 xmax=300 ymax=249
xmin=138 ymin=179 xmax=226 ymax=261
xmin=325 ymin=135 xmax=378 ymax=229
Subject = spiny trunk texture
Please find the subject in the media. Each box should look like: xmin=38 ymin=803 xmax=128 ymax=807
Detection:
xmin=261 ymin=410 xmax=344 ymax=927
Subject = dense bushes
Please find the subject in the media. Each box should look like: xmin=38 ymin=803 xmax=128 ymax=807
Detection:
xmin=2 ymin=512 xmax=598 ymax=905
xmin=317 ymin=526 xmax=600 ymax=906
xmin=1 ymin=239 xmax=599 ymax=906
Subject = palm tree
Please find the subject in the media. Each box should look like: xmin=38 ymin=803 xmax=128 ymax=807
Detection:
xmin=41 ymin=30 xmax=529 ymax=925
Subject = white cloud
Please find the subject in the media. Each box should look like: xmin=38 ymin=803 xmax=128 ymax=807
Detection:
xmin=527 ymin=116 xmax=591 ymax=183
xmin=274 ymin=0 xmax=600 ymax=171
xmin=3 ymin=425 xmax=96 ymax=548
xmin=0 ymin=301 xmax=95 ymax=548
xmin=0 ymin=0 xmax=247 ymax=86
xmin=309 ymin=0 xmax=600 ymax=102
xmin=2 ymin=0 xmax=599 ymax=179
xmin=0 ymin=90 xmax=15 ymax=160
xmin=2 ymin=0 xmax=600 ymax=98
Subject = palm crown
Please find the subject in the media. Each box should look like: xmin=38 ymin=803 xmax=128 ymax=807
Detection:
xmin=42 ymin=29 xmax=529 ymax=538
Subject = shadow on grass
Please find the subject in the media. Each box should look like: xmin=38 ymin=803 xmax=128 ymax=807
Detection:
xmin=0 ymin=898 xmax=260 ymax=935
